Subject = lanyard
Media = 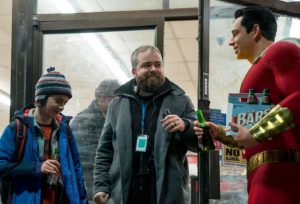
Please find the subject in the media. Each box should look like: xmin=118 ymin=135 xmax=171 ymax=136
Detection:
xmin=141 ymin=100 xmax=147 ymax=134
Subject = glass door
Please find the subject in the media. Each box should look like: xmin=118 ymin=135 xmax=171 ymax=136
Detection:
xmin=42 ymin=30 xmax=155 ymax=116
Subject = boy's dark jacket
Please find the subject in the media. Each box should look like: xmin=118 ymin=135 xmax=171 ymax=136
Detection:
xmin=0 ymin=104 xmax=87 ymax=204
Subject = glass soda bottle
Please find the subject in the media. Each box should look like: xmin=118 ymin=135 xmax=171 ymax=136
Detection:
xmin=247 ymin=89 xmax=258 ymax=104
xmin=47 ymin=148 xmax=59 ymax=187
xmin=262 ymin=89 xmax=271 ymax=105
xmin=196 ymin=109 xmax=215 ymax=151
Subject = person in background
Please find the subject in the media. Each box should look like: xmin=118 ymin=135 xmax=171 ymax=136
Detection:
xmin=0 ymin=67 xmax=87 ymax=204
xmin=71 ymin=79 xmax=120 ymax=202
xmin=93 ymin=45 xmax=199 ymax=204
xmin=194 ymin=6 xmax=300 ymax=204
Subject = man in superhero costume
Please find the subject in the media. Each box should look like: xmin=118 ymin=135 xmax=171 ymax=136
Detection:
xmin=194 ymin=6 xmax=300 ymax=204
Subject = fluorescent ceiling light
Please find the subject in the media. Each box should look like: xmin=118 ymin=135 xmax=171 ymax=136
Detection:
xmin=51 ymin=0 xmax=75 ymax=13
xmin=0 ymin=90 xmax=10 ymax=106
xmin=81 ymin=33 xmax=130 ymax=83
xmin=279 ymin=0 xmax=300 ymax=2
xmin=290 ymin=19 xmax=300 ymax=37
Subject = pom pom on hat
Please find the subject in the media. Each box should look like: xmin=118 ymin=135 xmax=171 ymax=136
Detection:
xmin=35 ymin=67 xmax=72 ymax=101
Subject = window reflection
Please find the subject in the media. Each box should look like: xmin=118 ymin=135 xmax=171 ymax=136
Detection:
xmin=37 ymin=0 xmax=202 ymax=14
xmin=0 ymin=90 xmax=10 ymax=134
xmin=43 ymin=30 xmax=154 ymax=116
xmin=70 ymin=79 xmax=120 ymax=200
xmin=164 ymin=20 xmax=198 ymax=107
xmin=43 ymin=29 xmax=154 ymax=200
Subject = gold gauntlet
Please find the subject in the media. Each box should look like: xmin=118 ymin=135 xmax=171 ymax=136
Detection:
xmin=250 ymin=105 xmax=294 ymax=141
xmin=215 ymin=126 xmax=242 ymax=149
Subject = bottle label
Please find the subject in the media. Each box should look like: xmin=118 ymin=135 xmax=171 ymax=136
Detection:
xmin=47 ymin=173 xmax=58 ymax=187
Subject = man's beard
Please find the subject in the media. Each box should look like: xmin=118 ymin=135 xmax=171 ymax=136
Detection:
xmin=137 ymin=74 xmax=165 ymax=93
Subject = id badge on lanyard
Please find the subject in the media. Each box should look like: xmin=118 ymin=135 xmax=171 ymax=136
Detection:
xmin=135 ymin=134 xmax=148 ymax=152
xmin=136 ymin=100 xmax=149 ymax=152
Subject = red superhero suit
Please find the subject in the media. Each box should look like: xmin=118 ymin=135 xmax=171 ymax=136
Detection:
xmin=240 ymin=41 xmax=300 ymax=204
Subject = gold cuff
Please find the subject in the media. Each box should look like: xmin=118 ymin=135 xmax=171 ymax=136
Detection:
xmin=250 ymin=105 xmax=294 ymax=141
xmin=215 ymin=126 xmax=242 ymax=148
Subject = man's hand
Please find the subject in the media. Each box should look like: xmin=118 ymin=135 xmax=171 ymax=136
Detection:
xmin=94 ymin=192 xmax=109 ymax=204
xmin=161 ymin=114 xmax=187 ymax=132
xmin=40 ymin=159 xmax=61 ymax=175
xmin=194 ymin=121 xmax=220 ymax=139
xmin=193 ymin=121 xmax=204 ymax=140
xmin=205 ymin=122 xmax=222 ymax=139
xmin=229 ymin=122 xmax=257 ymax=148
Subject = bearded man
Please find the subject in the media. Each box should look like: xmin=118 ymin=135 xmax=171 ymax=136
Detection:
xmin=93 ymin=45 xmax=199 ymax=204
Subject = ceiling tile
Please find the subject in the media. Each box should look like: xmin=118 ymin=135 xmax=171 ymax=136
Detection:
xmin=0 ymin=16 xmax=11 ymax=45
xmin=0 ymin=44 xmax=11 ymax=69
xmin=0 ymin=0 xmax=12 ymax=15
xmin=164 ymin=39 xmax=184 ymax=62
xmin=169 ymin=20 xmax=198 ymax=38
xmin=178 ymin=38 xmax=198 ymax=61
xmin=165 ymin=62 xmax=191 ymax=81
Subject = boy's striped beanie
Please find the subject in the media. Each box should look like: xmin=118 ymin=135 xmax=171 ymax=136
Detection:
xmin=35 ymin=67 xmax=72 ymax=100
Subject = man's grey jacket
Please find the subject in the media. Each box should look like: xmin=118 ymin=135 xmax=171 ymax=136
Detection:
xmin=93 ymin=79 xmax=198 ymax=204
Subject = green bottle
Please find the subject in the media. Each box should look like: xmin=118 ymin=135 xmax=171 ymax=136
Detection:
xmin=197 ymin=110 xmax=206 ymax=128
xmin=47 ymin=148 xmax=60 ymax=187
xmin=247 ymin=89 xmax=258 ymax=104
xmin=262 ymin=89 xmax=271 ymax=105
xmin=196 ymin=110 xmax=215 ymax=151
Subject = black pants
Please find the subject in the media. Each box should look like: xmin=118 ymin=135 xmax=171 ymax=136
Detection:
xmin=128 ymin=172 xmax=156 ymax=204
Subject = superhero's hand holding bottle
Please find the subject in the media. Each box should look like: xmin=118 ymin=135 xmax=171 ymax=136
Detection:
xmin=194 ymin=121 xmax=219 ymax=141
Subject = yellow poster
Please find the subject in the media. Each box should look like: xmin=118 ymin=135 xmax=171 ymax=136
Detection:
xmin=222 ymin=145 xmax=246 ymax=166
